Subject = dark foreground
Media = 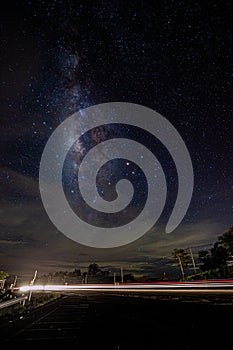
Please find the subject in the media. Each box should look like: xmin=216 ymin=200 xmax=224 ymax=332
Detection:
xmin=0 ymin=292 xmax=232 ymax=349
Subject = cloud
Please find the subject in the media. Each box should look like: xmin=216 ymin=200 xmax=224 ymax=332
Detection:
xmin=0 ymin=166 xmax=231 ymax=279
xmin=135 ymin=220 xmax=229 ymax=257
xmin=0 ymin=240 xmax=27 ymax=245
xmin=0 ymin=166 xmax=39 ymax=199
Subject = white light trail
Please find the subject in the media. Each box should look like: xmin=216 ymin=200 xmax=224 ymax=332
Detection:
xmin=17 ymin=280 xmax=233 ymax=293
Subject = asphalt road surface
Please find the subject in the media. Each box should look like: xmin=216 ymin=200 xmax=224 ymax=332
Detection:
xmin=0 ymin=291 xmax=233 ymax=349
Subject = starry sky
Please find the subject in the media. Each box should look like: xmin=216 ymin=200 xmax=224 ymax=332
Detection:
xmin=0 ymin=0 xmax=232 ymax=280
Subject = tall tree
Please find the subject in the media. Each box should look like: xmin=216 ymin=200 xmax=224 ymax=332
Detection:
xmin=198 ymin=242 xmax=228 ymax=271
xmin=0 ymin=271 xmax=9 ymax=280
xmin=218 ymin=226 xmax=233 ymax=256
xmin=88 ymin=263 xmax=100 ymax=275
xmin=172 ymin=249 xmax=190 ymax=279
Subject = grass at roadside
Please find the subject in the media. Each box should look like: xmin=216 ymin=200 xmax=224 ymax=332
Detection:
xmin=0 ymin=291 xmax=62 ymax=322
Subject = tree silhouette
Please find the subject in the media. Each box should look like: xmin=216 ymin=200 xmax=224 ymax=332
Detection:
xmin=199 ymin=242 xmax=228 ymax=271
xmin=88 ymin=263 xmax=100 ymax=275
xmin=172 ymin=248 xmax=190 ymax=279
xmin=218 ymin=226 xmax=233 ymax=255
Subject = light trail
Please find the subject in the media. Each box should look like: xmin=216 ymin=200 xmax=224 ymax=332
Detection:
xmin=16 ymin=279 xmax=233 ymax=293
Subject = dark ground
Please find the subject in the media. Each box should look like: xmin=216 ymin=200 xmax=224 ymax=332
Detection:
xmin=0 ymin=291 xmax=232 ymax=349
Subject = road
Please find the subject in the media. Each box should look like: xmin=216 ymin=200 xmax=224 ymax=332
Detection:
xmin=0 ymin=288 xmax=233 ymax=349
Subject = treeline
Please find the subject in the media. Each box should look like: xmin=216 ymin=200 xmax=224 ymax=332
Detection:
xmin=37 ymin=263 xmax=136 ymax=284
xmin=37 ymin=263 xmax=110 ymax=284
xmin=172 ymin=226 xmax=233 ymax=280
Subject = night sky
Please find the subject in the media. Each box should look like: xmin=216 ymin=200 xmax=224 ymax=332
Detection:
xmin=0 ymin=1 xmax=232 ymax=279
